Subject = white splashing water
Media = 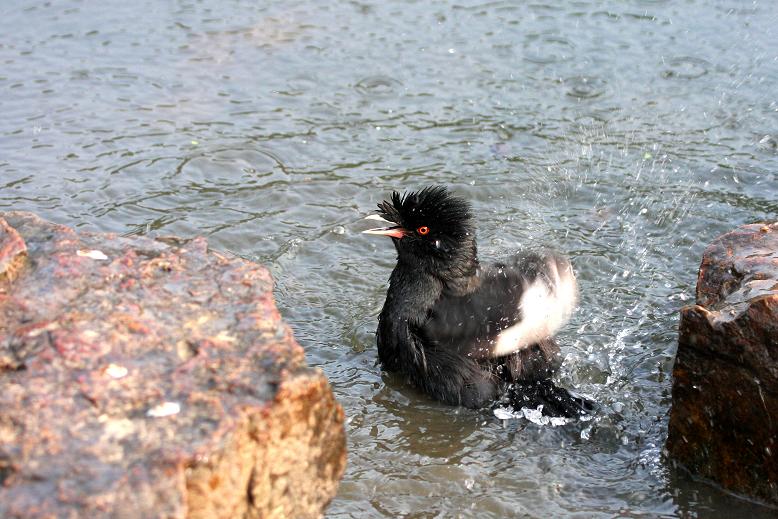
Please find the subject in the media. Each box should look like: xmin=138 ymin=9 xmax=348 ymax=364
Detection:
xmin=493 ymin=406 xmax=579 ymax=427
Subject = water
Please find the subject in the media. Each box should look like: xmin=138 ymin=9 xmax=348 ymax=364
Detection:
xmin=2 ymin=0 xmax=777 ymax=517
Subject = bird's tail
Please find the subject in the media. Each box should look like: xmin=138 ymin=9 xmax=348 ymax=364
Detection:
xmin=505 ymin=379 xmax=596 ymax=418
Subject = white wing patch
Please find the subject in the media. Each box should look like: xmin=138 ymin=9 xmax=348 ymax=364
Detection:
xmin=492 ymin=257 xmax=578 ymax=357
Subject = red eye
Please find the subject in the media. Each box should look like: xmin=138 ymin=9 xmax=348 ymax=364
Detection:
xmin=417 ymin=226 xmax=430 ymax=235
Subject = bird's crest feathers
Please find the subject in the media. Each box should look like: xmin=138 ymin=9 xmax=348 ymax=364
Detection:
xmin=376 ymin=185 xmax=473 ymax=238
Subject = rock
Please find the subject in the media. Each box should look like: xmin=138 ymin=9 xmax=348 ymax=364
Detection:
xmin=0 ymin=217 xmax=26 ymax=283
xmin=667 ymin=221 xmax=778 ymax=504
xmin=0 ymin=212 xmax=346 ymax=519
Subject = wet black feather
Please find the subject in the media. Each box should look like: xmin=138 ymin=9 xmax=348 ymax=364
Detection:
xmin=372 ymin=186 xmax=593 ymax=417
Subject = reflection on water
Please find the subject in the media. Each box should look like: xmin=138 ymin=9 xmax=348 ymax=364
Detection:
xmin=2 ymin=0 xmax=777 ymax=517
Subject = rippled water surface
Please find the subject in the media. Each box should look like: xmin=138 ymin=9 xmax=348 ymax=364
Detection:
xmin=3 ymin=1 xmax=778 ymax=517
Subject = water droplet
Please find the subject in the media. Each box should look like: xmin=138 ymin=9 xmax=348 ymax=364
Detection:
xmin=332 ymin=225 xmax=345 ymax=235
xmin=493 ymin=407 xmax=515 ymax=420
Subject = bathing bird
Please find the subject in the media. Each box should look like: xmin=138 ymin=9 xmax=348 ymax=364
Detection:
xmin=363 ymin=185 xmax=592 ymax=417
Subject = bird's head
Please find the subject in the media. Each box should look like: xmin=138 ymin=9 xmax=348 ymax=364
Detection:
xmin=363 ymin=186 xmax=477 ymax=276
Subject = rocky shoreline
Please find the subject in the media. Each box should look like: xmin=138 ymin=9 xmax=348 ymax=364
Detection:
xmin=3 ymin=210 xmax=776 ymax=514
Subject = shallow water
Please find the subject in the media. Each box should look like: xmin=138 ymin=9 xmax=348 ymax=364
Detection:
xmin=2 ymin=0 xmax=777 ymax=517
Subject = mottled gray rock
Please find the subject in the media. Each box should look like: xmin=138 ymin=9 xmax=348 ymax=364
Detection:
xmin=0 ymin=211 xmax=346 ymax=519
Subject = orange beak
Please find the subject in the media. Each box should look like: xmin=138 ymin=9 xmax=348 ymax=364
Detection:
xmin=362 ymin=215 xmax=407 ymax=239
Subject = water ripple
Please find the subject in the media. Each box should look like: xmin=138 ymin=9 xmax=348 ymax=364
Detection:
xmin=354 ymin=75 xmax=403 ymax=97
xmin=565 ymin=75 xmax=607 ymax=99
xmin=524 ymin=34 xmax=576 ymax=64
xmin=661 ymin=56 xmax=711 ymax=80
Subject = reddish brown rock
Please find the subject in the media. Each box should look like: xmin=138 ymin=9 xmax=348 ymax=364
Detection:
xmin=667 ymin=221 xmax=778 ymax=504
xmin=0 ymin=212 xmax=346 ymax=519
xmin=0 ymin=217 xmax=26 ymax=283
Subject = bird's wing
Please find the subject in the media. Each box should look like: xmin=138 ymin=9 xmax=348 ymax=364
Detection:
xmin=378 ymin=310 xmax=498 ymax=407
xmin=421 ymin=252 xmax=577 ymax=358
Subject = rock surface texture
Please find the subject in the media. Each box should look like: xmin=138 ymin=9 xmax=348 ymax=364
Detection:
xmin=667 ymin=221 xmax=778 ymax=504
xmin=0 ymin=212 xmax=346 ymax=519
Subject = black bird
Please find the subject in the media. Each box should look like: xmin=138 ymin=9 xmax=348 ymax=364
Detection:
xmin=363 ymin=186 xmax=592 ymax=417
